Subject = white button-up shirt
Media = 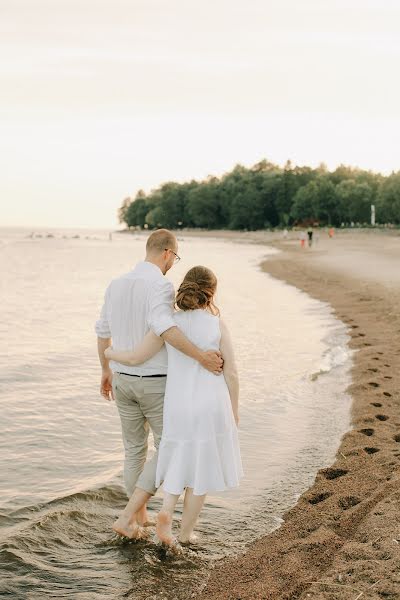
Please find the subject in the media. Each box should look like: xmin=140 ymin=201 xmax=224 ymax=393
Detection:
xmin=95 ymin=261 xmax=176 ymax=375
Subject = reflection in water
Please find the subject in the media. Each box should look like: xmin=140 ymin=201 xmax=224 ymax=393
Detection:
xmin=0 ymin=229 xmax=351 ymax=599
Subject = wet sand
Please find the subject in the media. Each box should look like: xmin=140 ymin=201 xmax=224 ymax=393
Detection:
xmin=197 ymin=230 xmax=400 ymax=600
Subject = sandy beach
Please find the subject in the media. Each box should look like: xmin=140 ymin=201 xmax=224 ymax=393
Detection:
xmin=197 ymin=230 xmax=400 ymax=600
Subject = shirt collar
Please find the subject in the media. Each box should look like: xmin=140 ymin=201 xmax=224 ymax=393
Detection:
xmin=135 ymin=260 xmax=163 ymax=276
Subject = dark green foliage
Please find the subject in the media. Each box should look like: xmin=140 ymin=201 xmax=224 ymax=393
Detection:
xmin=119 ymin=160 xmax=400 ymax=229
xmin=377 ymin=172 xmax=400 ymax=223
xmin=186 ymin=179 xmax=223 ymax=229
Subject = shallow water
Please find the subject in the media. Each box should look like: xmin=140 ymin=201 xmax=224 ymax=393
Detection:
xmin=0 ymin=228 xmax=352 ymax=599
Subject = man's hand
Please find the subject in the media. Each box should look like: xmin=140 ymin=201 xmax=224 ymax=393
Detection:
xmin=199 ymin=350 xmax=223 ymax=375
xmin=100 ymin=368 xmax=114 ymax=401
xmin=161 ymin=327 xmax=223 ymax=373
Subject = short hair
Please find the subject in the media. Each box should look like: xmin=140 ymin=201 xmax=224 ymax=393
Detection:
xmin=146 ymin=229 xmax=177 ymax=254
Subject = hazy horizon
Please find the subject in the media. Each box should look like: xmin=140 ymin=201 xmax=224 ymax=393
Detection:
xmin=1 ymin=0 xmax=399 ymax=228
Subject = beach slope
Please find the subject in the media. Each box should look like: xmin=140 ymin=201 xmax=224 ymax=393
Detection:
xmin=199 ymin=231 xmax=400 ymax=600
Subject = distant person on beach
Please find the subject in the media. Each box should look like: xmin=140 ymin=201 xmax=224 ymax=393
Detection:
xmin=307 ymin=228 xmax=313 ymax=247
xmin=95 ymin=230 xmax=223 ymax=536
xmin=105 ymin=266 xmax=242 ymax=549
xmin=299 ymin=231 xmax=306 ymax=248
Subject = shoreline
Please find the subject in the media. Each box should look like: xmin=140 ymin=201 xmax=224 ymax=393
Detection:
xmin=194 ymin=231 xmax=400 ymax=599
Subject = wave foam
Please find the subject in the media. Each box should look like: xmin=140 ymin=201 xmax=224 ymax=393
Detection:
xmin=311 ymin=344 xmax=351 ymax=381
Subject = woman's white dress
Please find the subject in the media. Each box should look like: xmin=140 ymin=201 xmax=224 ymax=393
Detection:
xmin=155 ymin=309 xmax=243 ymax=496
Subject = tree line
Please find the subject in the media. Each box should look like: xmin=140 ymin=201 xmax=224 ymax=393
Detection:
xmin=119 ymin=160 xmax=400 ymax=230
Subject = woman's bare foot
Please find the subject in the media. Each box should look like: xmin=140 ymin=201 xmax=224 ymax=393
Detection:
xmin=178 ymin=533 xmax=199 ymax=545
xmin=156 ymin=511 xmax=175 ymax=545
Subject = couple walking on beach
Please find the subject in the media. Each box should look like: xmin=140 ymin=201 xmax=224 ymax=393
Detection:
xmin=95 ymin=229 xmax=242 ymax=550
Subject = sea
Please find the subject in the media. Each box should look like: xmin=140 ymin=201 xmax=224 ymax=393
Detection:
xmin=0 ymin=227 xmax=352 ymax=599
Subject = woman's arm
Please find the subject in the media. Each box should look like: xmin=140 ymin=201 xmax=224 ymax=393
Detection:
xmin=219 ymin=319 xmax=239 ymax=425
xmin=104 ymin=330 xmax=164 ymax=366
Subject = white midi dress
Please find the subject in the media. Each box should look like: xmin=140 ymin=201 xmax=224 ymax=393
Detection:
xmin=155 ymin=309 xmax=243 ymax=496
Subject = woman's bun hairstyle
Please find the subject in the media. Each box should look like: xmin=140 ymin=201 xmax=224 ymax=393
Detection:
xmin=176 ymin=266 xmax=219 ymax=315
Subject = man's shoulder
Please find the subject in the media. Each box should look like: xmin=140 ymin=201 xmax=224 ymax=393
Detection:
xmin=114 ymin=268 xmax=174 ymax=291
xmin=108 ymin=263 xmax=174 ymax=295
xmin=107 ymin=272 xmax=132 ymax=287
xmin=150 ymin=276 xmax=175 ymax=295
xmin=109 ymin=263 xmax=143 ymax=284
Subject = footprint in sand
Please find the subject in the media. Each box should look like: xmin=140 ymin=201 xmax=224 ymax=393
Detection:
xmin=364 ymin=447 xmax=380 ymax=454
xmin=359 ymin=428 xmax=374 ymax=436
xmin=371 ymin=402 xmax=382 ymax=407
xmin=384 ymin=376 xmax=392 ymax=379
xmin=384 ymin=364 xmax=390 ymax=368
xmin=372 ymin=357 xmax=380 ymax=361
xmin=322 ymin=468 xmax=348 ymax=480
xmin=338 ymin=496 xmax=361 ymax=510
xmin=363 ymin=343 xmax=372 ymax=346
xmin=368 ymin=368 xmax=379 ymax=373
xmin=351 ymin=325 xmax=359 ymax=329
xmin=368 ymin=382 xmax=380 ymax=388
xmin=358 ymin=333 xmax=366 ymax=337
xmin=376 ymin=414 xmax=389 ymax=421
xmin=308 ymin=492 xmax=332 ymax=505
xmin=377 ymin=352 xmax=384 ymax=355
xmin=393 ymin=434 xmax=400 ymax=443
xmin=383 ymin=392 xmax=392 ymax=397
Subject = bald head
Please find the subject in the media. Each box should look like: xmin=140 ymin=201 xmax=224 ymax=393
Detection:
xmin=146 ymin=229 xmax=177 ymax=256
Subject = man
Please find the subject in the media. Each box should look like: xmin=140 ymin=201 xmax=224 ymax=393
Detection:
xmin=95 ymin=229 xmax=223 ymax=535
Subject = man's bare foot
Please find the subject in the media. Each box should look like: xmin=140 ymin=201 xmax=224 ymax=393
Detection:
xmin=113 ymin=514 xmax=142 ymax=539
xmin=156 ymin=511 xmax=175 ymax=545
xmin=137 ymin=505 xmax=156 ymax=527
xmin=143 ymin=517 xmax=156 ymax=527
xmin=168 ymin=538 xmax=183 ymax=555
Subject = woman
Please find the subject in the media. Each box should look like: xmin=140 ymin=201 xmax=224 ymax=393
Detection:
xmin=105 ymin=266 xmax=242 ymax=548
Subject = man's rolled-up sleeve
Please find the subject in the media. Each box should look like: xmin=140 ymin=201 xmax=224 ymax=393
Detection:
xmin=95 ymin=287 xmax=111 ymax=338
xmin=148 ymin=280 xmax=176 ymax=336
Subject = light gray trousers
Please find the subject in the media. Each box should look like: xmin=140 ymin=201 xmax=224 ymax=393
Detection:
xmin=113 ymin=372 xmax=165 ymax=497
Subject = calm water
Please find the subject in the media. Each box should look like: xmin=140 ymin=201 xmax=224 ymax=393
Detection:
xmin=0 ymin=228 xmax=352 ymax=599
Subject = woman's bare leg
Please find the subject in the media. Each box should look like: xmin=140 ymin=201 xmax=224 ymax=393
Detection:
xmin=156 ymin=492 xmax=180 ymax=545
xmin=178 ymin=488 xmax=206 ymax=543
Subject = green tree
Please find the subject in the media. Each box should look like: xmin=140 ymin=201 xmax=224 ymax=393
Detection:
xmin=275 ymin=160 xmax=296 ymax=225
xmin=186 ymin=180 xmax=222 ymax=228
xmin=290 ymin=181 xmax=320 ymax=222
xmin=291 ymin=177 xmax=338 ymax=225
xmin=336 ymin=180 xmax=373 ymax=223
xmin=118 ymin=159 xmax=393 ymax=231
xmin=377 ymin=172 xmax=400 ymax=223
xmin=124 ymin=190 xmax=149 ymax=228
xmin=317 ymin=178 xmax=339 ymax=225
xmin=118 ymin=196 xmax=132 ymax=224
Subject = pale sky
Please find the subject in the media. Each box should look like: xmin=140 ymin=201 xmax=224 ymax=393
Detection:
xmin=1 ymin=0 xmax=399 ymax=228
